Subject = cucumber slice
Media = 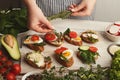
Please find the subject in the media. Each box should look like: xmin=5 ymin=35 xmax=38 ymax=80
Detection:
xmin=79 ymin=45 xmax=89 ymax=51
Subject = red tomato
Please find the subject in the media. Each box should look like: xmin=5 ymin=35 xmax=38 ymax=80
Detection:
xmin=5 ymin=60 xmax=13 ymax=68
xmin=0 ymin=50 xmax=3 ymax=56
xmin=114 ymin=23 xmax=120 ymax=26
xmin=11 ymin=64 xmax=21 ymax=75
xmin=0 ymin=56 xmax=7 ymax=62
xmin=89 ymin=46 xmax=98 ymax=53
xmin=0 ymin=68 xmax=7 ymax=75
xmin=6 ymin=72 xmax=16 ymax=80
xmin=45 ymin=33 xmax=56 ymax=41
xmin=69 ymin=31 xmax=77 ymax=38
xmin=55 ymin=47 xmax=68 ymax=54
xmin=31 ymin=35 xmax=39 ymax=41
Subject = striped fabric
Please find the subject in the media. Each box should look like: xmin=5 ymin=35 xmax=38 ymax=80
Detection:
xmin=36 ymin=0 xmax=95 ymax=20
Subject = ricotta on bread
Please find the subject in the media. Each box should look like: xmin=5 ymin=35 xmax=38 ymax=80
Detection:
xmin=24 ymin=51 xmax=52 ymax=69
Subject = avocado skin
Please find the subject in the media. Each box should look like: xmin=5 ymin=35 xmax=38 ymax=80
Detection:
xmin=1 ymin=34 xmax=21 ymax=60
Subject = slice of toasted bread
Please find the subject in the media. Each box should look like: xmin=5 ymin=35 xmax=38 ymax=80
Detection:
xmin=44 ymin=31 xmax=64 ymax=47
xmin=80 ymin=31 xmax=99 ymax=43
xmin=24 ymin=52 xmax=51 ymax=69
xmin=45 ymin=40 xmax=64 ymax=47
xmin=55 ymin=55 xmax=74 ymax=67
xmin=26 ymin=44 xmax=44 ymax=52
xmin=64 ymin=35 xmax=82 ymax=46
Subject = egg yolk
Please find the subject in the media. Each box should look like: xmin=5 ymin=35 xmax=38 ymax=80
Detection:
xmin=74 ymin=36 xmax=81 ymax=41
xmin=62 ymin=51 xmax=70 ymax=57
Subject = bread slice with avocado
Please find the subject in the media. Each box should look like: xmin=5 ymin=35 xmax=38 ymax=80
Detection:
xmin=64 ymin=28 xmax=82 ymax=46
xmin=23 ymin=34 xmax=46 ymax=52
xmin=1 ymin=34 xmax=21 ymax=60
xmin=24 ymin=51 xmax=52 ymax=69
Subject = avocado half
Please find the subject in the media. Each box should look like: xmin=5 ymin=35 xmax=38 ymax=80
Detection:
xmin=1 ymin=34 xmax=21 ymax=60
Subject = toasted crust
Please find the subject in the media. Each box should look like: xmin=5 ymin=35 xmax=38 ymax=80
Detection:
xmin=24 ymin=54 xmax=51 ymax=69
xmin=45 ymin=39 xmax=64 ymax=47
xmin=64 ymin=35 xmax=82 ymax=46
xmin=55 ymin=55 xmax=74 ymax=67
xmin=25 ymin=44 xmax=44 ymax=52
xmin=81 ymin=32 xmax=98 ymax=44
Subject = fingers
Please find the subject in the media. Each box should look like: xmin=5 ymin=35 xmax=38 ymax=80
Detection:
xmin=29 ymin=24 xmax=54 ymax=33
xmin=70 ymin=2 xmax=86 ymax=12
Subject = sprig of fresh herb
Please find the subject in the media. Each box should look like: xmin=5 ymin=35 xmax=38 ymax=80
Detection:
xmin=47 ymin=10 xmax=72 ymax=21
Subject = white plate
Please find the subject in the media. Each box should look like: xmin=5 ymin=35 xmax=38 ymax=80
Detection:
xmin=22 ymin=71 xmax=42 ymax=80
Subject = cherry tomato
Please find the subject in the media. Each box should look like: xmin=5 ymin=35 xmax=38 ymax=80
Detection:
xmin=6 ymin=72 xmax=16 ymax=80
xmin=55 ymin=47 xmax=68 ymax=54
xmin=5 ymin=60 xmax=13 ymax=68
xmin=45 ymin=33 xmax=56 ymax=41
xmin=11 ymin=64 xmax=21 ymax=75
xmin=31 ymin=35 xmax=39 ymax=41
xmin=69 ymin=31 xmax=77 ymax=38
xmin=0 ymin=56 xmax=7 ymax=62
xmin=89 ymin=46 xmax=98 ymax=53
xmin=0 ymin=68 xmax=7 ymax=75
xmin=0 ymin=50 xmax=3 ymax=56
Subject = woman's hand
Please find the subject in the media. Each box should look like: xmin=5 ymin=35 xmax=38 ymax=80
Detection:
xmin=23 ymin=0 xmax=54 ymax=33
xmin=69 ymin=0 xmax=96 ymax=16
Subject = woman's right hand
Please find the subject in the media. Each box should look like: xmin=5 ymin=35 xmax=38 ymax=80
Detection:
xmin=23 ymin=0 xmax=54 ymax=33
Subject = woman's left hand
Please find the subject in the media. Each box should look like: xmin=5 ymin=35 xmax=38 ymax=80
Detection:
xmin=69 ymin=0 xmax=96 ymax=16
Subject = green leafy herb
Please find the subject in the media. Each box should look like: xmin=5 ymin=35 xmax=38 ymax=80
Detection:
xmin=47 ymin=10 xmax=72 ymax=20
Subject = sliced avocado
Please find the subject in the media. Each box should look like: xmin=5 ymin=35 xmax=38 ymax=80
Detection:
xmin=1 ymin=34 xmax=21 ymax=60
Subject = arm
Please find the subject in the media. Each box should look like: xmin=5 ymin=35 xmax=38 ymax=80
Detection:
xmin=69 ymin=0 xmax=96 ymax=16
xmin=23 ymin=0 xmax=54 ymax=33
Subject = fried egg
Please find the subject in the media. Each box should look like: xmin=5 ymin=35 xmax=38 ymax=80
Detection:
xmin=24 ymin=35 xmax=43 ymax=44
xmin=62 ymin=49 xmax=73 ymax=60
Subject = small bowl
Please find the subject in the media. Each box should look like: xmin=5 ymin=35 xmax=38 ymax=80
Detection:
xmin=22 ymin=71 xmax=41 ymax=80
xmin=105 ymin=24 xmax=120 ymax=42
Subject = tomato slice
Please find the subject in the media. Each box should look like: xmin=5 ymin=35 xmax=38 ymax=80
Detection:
xmin=69 ymin=31 xmax=77 ymax=38
xmin=45 ymin=33 xmax=56 ymax=41
xmin=31 ymin=35 xmax=39 ymax=41
xmin=55 ymin=47 xmax=68 ymax=54
xmin=89 ymin=46 xmax=98 ymax=53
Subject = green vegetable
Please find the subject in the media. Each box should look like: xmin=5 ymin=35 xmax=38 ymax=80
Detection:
xmin=78 ymin=46 xmax=99 ymax=64
xmin=109 ymin=50 xmax=120 ymax=80
xmin=47 ymin=10 xmax=72 ymax=20
xmin=0 ymin=8 xmax=71 ymax=37
xmin=1 ymin=34 xmax=21 ymax=60
xmin=79 ymin=45 xmax=89 ymax=51
xmin=0 ymin=8 xmax=28 ymax=37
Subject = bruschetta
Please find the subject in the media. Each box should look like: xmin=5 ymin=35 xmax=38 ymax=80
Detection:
xmin=77 ymin=45 xmax=99 ymax=64
xmin=44 ymin=31 xmax=64 ymax=46
xmin=24 ymin=51 xmax=52 ymax=69
xmin=80 ymin=30 xmax=99 ymax=43
xmin=63 ymin=28 xmax=82 ymax=46
xmin=54 ymin=47 xmax=74 ymax=67
xmin=23 ymin=34 xmax=46 ymax=52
